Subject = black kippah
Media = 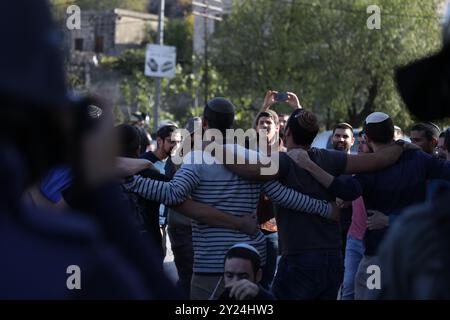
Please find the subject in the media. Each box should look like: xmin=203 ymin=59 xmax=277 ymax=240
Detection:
xmin=205 ymin=97 xmax=235 ymax=114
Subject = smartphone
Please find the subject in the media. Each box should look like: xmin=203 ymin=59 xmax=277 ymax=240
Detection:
xmin=275 ymin=92 xmax=288 ymax=102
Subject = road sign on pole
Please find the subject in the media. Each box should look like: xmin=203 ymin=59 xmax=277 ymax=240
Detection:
xmin=150 ymin=0 xmax=166 ymax=133
xmin=145 ymin=44 xmax=176 ymax=79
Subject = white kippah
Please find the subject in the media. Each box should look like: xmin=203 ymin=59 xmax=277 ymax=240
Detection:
xmin=365 ymin=112 xmax=390 ymax=124
xmin=158 ymin=120 xmax=178 ymax=130
xmin=228 ymin=243 xmax=261 ymax=258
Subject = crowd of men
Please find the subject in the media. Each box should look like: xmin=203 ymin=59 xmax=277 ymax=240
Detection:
xmin=2 ymin=0 xmax=450 ymax=300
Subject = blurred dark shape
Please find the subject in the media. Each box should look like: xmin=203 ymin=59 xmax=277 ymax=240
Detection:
xmin=396 ymin=2 xmax=450 ymax=122
xmin=378 ymin=188 xmax=450 ymax=299
xmin=0 ymin=0 xmax=74 ymax=184
xmin=61 ymin=181 xmax=176 ymax=299
xmin=0 ymin=0 xmax=177 ymax=299
xmin=395 ymin=45 xmax=450 ymax=121
xmin=378 ymin=2 xmax=450 ymax=300
xmin=0 ymin=0 xmax=68 ymax=108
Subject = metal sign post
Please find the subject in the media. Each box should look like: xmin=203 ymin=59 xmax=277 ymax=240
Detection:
xmin=153 ymin=0 xmax=165 ymax=132
xmin=193 ymin=0 xmax=223 ymax=105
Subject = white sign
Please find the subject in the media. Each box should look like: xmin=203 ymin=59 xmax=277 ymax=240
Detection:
xmin=145 ymin=44 xmax=176 ymax=78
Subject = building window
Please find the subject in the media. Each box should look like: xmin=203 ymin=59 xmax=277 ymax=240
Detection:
xmin=74 ymin=38 xmax=84 ymax=51
xmin=95 ymin=36 xmax=104 ymax=53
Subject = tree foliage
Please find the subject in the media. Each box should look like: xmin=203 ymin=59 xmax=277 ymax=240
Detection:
xmin=211 ymin=0 xmax=444 ymax=130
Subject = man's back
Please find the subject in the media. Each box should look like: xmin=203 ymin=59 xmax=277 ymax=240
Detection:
xmin=185 ymin=150 xmax=266 ymax=274
xmin=275 ymin=148 xmax=347 ymax=254
xmin=358 ymin=150 xmax=430 ymax=214
xmin=361 ymin=150 xmax=445 ymax=256
xmin=339 ymin=149 xmax=450 ymax=255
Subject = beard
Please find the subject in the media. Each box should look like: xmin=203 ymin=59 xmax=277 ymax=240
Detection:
xmin=333 ymin=142 xmax=349 ymax=152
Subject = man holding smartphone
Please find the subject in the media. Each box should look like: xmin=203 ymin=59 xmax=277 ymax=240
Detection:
xmin=260 ymin=90 xmax=302 ymax=112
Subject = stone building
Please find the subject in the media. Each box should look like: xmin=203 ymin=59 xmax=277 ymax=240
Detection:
xmin=64 ymin=8 xmax=161 ymax=120
xmin=65 ymin=8 xmax=159 ymax=55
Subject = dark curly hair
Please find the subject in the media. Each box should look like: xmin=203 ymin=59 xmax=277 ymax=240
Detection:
xmin=285 ymin=109 xmax=319 ymax=146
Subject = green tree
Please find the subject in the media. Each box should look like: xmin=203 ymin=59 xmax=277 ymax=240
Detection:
xmin=165 ymin=15 xmax=194 ymax=70
xmin=211 ymin=0 xmax=444 ymax=130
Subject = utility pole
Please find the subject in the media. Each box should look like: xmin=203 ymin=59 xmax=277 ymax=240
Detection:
xmin=153 ymin=0 xmax=165 ymax=132
xmin=204 ymin=0 xmax=209 ymax=105
xmin=193 ymin=0 xmax=223 ymax=105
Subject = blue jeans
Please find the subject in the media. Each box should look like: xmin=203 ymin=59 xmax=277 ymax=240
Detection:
xmin=260 ymin=232 xmax=278 ymax=290
xmin=341 ymin=235 xmax=364 ymax=300
xmin=272 ymin=250 xmax=343 ymax=300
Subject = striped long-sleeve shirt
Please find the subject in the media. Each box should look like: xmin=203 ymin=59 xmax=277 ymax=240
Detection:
xmin=124 ymin=147 xmax=331 ymax=274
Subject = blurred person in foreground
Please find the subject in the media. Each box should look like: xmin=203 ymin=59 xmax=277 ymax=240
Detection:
xmin=378 ymin=4 xmax=450 ymax=295
xmin=0 ymin=0 xmax=177 ymax=299
xmin=380 ymin=2 xmax=450 ymax=299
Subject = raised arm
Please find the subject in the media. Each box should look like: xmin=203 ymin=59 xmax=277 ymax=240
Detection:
xmin=171 ymin=199 xmax=259 ymax=235
xmin=260 ymin=90 xmax=277 ymax=112
xmin=286 ymin=92 xmax=302 ymax=109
